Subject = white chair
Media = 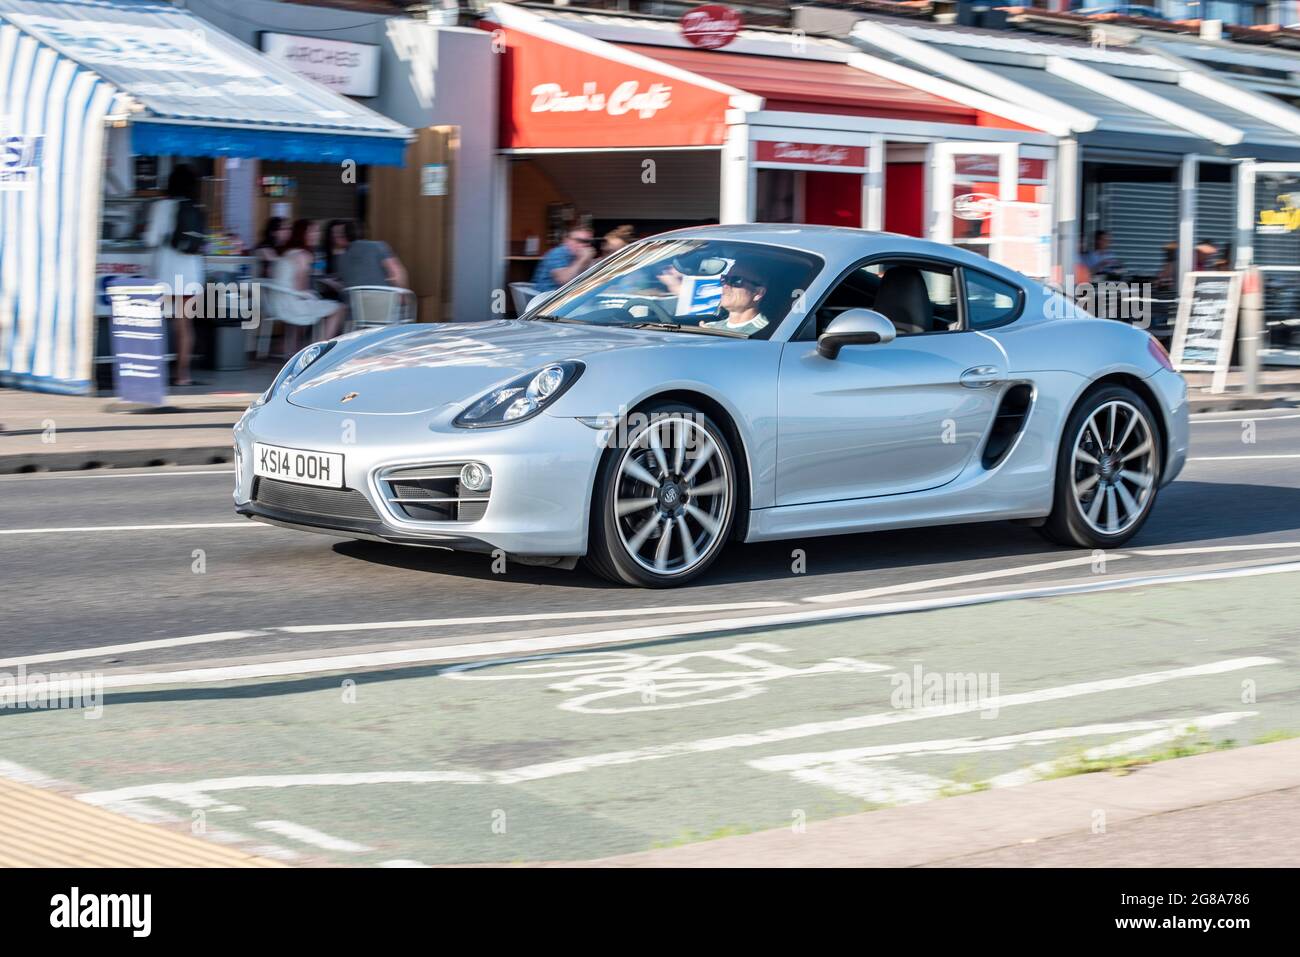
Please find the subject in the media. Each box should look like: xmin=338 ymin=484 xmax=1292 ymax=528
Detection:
xmin=258 ymin=281 xmax=336 ymax=357
xmin=509 ymin=282 xmax=541 ymax=317
xmin=347 ymin=285 xmax=416 ymax=330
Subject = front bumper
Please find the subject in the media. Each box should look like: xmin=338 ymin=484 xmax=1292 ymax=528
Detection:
xmin=232 ymin=399 xmax=603 ymax=556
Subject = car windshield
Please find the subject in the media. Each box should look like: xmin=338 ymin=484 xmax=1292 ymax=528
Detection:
xmin=526 ymin=238 xmax=824 ymax=340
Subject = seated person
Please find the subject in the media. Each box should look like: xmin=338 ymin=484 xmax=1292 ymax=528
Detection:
xmin=533 ymin=228 xmax=596 ymax=293
xmin=702 ymin=267 xmax=768 ymax=336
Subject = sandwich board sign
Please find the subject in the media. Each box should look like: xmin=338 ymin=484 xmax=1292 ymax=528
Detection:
xmin=1170 ymin=271 xmax=1243 ymax=395
xmin=107 ymin=278 xmax=168 ymax=406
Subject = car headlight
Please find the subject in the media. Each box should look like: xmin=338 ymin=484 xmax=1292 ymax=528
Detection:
xmin=454 ymin=361 xmax=583 ymax=428
xmin=250 ymin=341 xmax=336 ymax=409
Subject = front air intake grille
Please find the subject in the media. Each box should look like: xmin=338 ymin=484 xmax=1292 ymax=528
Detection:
xmin=252 ymin=477 xmax=381 ymax=522
xmin=379 ymin=464 xmax=491 ymax=523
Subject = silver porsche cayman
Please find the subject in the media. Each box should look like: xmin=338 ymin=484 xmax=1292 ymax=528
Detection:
xmin=234 ymin=225 xmax=1188 ymax=587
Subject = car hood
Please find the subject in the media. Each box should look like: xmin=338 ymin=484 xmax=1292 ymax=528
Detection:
xmin=286 ymin=319 xmax=671 ymax=415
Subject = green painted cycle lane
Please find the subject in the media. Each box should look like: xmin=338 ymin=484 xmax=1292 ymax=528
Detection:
xmin=2 ymin=572 xmax=1297 ymax=864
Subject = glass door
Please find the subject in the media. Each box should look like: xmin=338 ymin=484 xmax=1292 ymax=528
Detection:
xmin=930 ymin=142 xmax=1018 ymax=258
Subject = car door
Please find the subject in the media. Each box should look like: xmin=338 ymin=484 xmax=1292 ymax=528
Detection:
xmin=775 ymin=259 xmax=1008 ymax=506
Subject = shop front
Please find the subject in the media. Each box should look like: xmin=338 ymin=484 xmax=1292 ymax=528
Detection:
xmin=1251 ymin=164 xmax=1300 ymax=362
xmin=843 ymin=15 xmax=1300 ymax=333
xmin=486 ymin=3 xmax=1062 ymax=305
xmin=0 ymin=0 xmax=411 ymax=395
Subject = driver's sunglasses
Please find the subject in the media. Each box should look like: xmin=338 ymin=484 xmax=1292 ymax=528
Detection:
xmin=721 ymin=275 xmax=759 ymax=289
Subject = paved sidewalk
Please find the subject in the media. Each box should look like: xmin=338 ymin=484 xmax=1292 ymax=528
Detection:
xmin=0 ymin=773 xmax=283 ymax=867
xmin=1182 ymin=368 xmax=1300 ymax=413
xmin=583 ymin=738 xmax=1300 ymax=867
xmin=1 ymin=365 xmax=1296 ymax=473
xmin=0 ymin=366 xmax=272 ymax=473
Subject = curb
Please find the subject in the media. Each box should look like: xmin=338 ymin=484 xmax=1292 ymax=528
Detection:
xmin=573 ymin=738 xmax=1300 ymax=868
xmin=0 ymin=446 xmax=234 ymax=475
xmin=1186 ymin=394 xmax=1297 ymax=413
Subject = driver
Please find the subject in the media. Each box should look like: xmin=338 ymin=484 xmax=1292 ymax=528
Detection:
xmin=702 ymin=267 xmax=768 ymax=336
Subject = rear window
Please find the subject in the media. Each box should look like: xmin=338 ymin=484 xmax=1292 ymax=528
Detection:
xmin=965 ymin=270 xmax=1023 ymax=329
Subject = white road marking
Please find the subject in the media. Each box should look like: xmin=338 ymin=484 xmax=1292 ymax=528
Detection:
xmin=749 ymin=718 xmax=1199 ymax=772
xmin=80 ymin=771 xmax=488 ymax=808
xmin=73 ymin=659 xmax=1277 ymax=809
xmin=5 ymin=605 xmax=788 ymax=668
xmin=801 ymin=554 xmax=1123 ymax=604
xmin=1190 ymin=410 xmax=1300 ymax=423
xmin=441 ymin=642 xmax=887 ymax=714
xmin=0 ymin=469 xmax=235 ymax=481
xmin=490 ymin=658 xmax=1276 ymax=785
xmin=278 ymin=601 xmax=794 ymax=635
xmin=0 ymin=522 xmax=262 ymax=535
xmin=0 ymin=631 xmax=269 ymax=669
xmin=0 ymin=759 xmax=65 ymax=789
xmin=769 ymin=712 xmax=1258 ymax=806
xmin=782 ymin=765 xmax=949 ymax=806
xmin=378 ymin=859 xmax=432 ymax=868
xmin=1131 ymin=542 xmax=1300 ymax=557
xmin=253 ymin=820 xmax=372 ymax=853
xmin=1188 ymin=453 xmax=1300 ymax=461
xmin=748 ymin=713 xmax=1254 ymax=803
xmin=7 ymin=562 xmax=1298 ymax=699
xmin=985 ymin=712 xmax=1252 ymax=788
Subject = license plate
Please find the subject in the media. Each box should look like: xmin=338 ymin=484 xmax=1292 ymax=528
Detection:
xmin=253 ymin=443 xmax=344 ymax=489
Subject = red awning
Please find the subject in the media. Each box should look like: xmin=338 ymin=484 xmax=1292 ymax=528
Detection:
xmin=619 ymin=43 xmax=980 ymax=125
xmin=495 ymin=26 xmax=735 ymax=150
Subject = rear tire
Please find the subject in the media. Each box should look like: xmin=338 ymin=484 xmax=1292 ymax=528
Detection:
xmin=1040 ymin=384 xmax=1162 ymax=549
xmin=584 ymin=402 xmax=736 ymax=587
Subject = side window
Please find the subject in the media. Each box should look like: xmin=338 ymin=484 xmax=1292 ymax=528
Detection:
xmin=964 ymin=270 xmax=1023 ymax=330
xmin=804 ymin=258 xmax=965 ymax=340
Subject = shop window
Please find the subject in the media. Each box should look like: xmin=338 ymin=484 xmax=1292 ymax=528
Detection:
xmin=964 ymin=270 xmax=1023 ymax=330
xmin=806 ymin=260 xmax=960 ymax=338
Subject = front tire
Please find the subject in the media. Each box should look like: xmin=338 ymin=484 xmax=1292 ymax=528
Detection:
xmin=585 ymin=402 xmax=737 ymax=587
xmin=1040 ymin=385 xmax=1162 ymax=549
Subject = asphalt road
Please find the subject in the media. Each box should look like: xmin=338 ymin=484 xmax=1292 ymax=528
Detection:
xmin=1 ymin=569 xmax=1295 ymax=864
xmin=0 ymin=407 xmax=1297 ymax=667
xmin=0 ymin=406 xmax=1297 ymax=864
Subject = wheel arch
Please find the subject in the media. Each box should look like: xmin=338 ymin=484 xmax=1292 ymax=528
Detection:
xmin=1071 ymin=373 xmax=1169 ymax=481
xmin=589 ymin=389 xmax=754 ymax=546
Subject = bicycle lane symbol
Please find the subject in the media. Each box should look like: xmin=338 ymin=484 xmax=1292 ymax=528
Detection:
xmin=439 ymin=641 xmax=891 ymax=714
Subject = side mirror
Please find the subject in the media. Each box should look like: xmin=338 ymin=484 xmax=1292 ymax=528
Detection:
xmin=817 ymin=308 xmax=897 ymax=359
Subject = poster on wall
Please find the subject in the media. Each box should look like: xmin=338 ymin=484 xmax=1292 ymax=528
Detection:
xmin=991 ymin=201 xmax=1052 ymax=280
xmin=1169 ymin=271 xmax=1243 ymax=395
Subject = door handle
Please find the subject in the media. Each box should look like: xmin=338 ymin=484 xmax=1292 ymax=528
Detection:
xmin=960 ymin=365 xmax=1003 ymax=389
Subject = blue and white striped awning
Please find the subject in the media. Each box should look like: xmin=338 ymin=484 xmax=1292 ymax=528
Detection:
xmin=1 ymin=16 xmax=118 ymax=393
xmin=0 ymin=0 xmax=411 ymax=165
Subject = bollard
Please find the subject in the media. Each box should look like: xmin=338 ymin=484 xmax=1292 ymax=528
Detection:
xmin=1240 ymin=268 xmax=1263 ymax=398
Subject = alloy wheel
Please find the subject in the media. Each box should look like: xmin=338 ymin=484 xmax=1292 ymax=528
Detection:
xmin=1070 ymin=399 xmax=1156 ymax=536
xmin=613 ymin=415 xmax=731 ymax=576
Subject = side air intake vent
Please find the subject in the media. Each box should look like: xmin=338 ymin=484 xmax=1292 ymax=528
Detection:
xmin=982 ymin=384 xmax=1034 ymax=470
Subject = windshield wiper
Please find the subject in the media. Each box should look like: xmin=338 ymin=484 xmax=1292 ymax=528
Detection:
xmin=624 ymin=321 xmax=747 ymax=338
xmin=527 ymin=314 xmax=587 ymax=324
